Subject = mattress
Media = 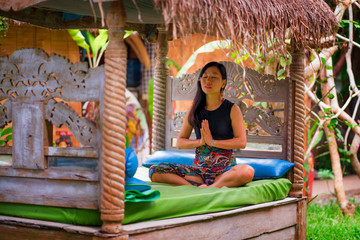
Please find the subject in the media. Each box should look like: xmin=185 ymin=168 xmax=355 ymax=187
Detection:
xmin=0 ymin=178 xmax=291 ymax=225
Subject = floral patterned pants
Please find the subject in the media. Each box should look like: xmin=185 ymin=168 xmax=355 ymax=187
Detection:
xmin=149 ymin=145 xmax=235 ymax=186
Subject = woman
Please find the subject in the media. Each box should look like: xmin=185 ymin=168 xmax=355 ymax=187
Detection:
xmin=150 ymin=62 xmax=254 ymax=188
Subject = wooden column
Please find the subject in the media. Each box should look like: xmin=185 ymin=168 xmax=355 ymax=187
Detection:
xmin=152 ymin=28 xmax=169 ymax=152
xmin=288 ymin=49 xmax=305 ymax=198
xmin=100 ymin=0 xmax=127 ymax=237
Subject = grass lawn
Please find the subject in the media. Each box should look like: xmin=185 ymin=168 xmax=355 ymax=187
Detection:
xmin=307 ymin=200 xmax=360 ymax=240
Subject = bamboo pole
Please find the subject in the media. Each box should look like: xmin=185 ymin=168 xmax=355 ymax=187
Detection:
xmin=100 ymin=0 xmax=128 ymax=237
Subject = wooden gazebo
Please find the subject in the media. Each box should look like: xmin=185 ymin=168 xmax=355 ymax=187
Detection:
xmin=0 ymin=0 xmax=337 ymax=239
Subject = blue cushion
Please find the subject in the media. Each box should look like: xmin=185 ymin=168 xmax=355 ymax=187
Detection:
xmin=125 ymin=177 xmax=151 ymax=192
xmin=125 ymin=148 xmax=139 ymax=178
xmin=143 ymin=150 xmax=294 ymax=180
xmin=236 ymin=158 xmax=294 ymax=180
xmin=142 ymin=150 xmax=194 ymax=168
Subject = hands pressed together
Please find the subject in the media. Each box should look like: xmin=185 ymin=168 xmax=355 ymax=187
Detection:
xmin=200 ymin=119 xmax=213 ymax=147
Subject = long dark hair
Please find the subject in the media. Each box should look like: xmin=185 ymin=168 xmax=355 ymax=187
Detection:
xmin=188 ymin=62 xmax=227 ymax=127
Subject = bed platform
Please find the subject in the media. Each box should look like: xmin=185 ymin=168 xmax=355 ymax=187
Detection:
xmin=0 ymin=0 xmax=338 ymax=239
xmin=0 ymin=197 xmax=304 ymax=240
xmin=0 ymin=50 xmax=306 ymax=239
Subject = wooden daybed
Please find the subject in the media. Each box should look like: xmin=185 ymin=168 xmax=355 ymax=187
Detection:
xmin=0 ymin=0 xmax=338 ymax=239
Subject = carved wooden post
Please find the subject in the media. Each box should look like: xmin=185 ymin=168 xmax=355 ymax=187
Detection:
xmin=288 ymin=49 xmax=305 ymax=198
xmin=152 ymin=27 xmax=169 ymax=152
xmin=100 ymin=0 xmax=127 ymax=236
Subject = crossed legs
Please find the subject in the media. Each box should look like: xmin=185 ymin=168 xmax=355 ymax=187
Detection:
xmin=151 ymin=173 xmax=204 ymax=186
xmin=151 ymin=164 xmax=254 ymax=188
xmin=207 ymin=164 xmax=254 ymax=188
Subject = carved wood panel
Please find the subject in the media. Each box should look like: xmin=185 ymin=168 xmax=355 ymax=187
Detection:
xmin=167 ymin=61 xmax=289 ymax=158
xmin=0 ymin=48 xmax=104 ymax=169
xmin=45 ymin=99 xmax=100 ymax=148
xmin=0 ymin=48 xmax=103 ymax=102
xmin=170 ymin=62 xmax=288 ymax=136
xmin=171 ymin=61 xmax=289 ymax=102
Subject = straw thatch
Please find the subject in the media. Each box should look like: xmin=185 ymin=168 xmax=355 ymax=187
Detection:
xmin=154 ymin=0 xmax=338 ymax=54
xmin=0 ymin=0 xmax=338 ymax=54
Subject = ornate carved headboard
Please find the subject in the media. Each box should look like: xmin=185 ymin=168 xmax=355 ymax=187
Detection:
xmin=0 ymin=48 xmax=103 ymax=209
xmin=166 ymin=61 xmax=290 ymax=160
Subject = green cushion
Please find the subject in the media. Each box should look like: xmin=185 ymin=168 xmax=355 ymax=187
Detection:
xmin=0 ymin=202 xmax=102 ymax=225
xmin=0 ymin=178 xmax=291 ymax=225
xmin=123 ymin=178 xmax=291 ymax=224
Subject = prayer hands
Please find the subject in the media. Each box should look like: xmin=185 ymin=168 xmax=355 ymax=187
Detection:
xmin=201 ymin=120 xmax=213 ymax=146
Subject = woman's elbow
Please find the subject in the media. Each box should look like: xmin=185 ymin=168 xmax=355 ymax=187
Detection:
xmin=176 ymin=138 xmax=185 ymax=149
xmin=238 ymin=143 xmax=246 ymax=149
xmin=237 ymin=138 xmax=247 ymax=149
xmin=176 ymin=143 xmax=184 ymax=149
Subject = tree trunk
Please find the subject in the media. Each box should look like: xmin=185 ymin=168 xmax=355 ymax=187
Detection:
xmin=320 ymin=67 xmax=355 ymax=216
xmin=323 ymin=121 xmax=355 ymax=216
xmin=349 ymin=135 xmax=360 ymax=178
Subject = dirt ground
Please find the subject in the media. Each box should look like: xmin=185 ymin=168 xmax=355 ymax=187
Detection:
xmin=311 ymin=175 xmax=360 ymax=204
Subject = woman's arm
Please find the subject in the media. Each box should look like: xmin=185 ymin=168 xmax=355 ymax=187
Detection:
xmin=176 ymin=110 xmax=205 ymax=149
xmin=201 ymin=104 xmax=247 ymax=150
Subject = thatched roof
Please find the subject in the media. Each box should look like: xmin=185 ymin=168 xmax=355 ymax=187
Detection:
xmin=0 ymin=0 xmax=338 ymax=53
xmin=154 ymin=0 xmax=338 ymax=53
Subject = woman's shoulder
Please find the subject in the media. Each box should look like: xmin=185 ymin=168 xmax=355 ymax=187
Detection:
xmin=223 ymin=99 xmax=243 ymax=115
xmin=223 ymin=99 xmax=235 ymax=108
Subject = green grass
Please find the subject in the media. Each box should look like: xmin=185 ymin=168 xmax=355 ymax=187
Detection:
xmin=307 ymin=200 xmax=360 ymax=240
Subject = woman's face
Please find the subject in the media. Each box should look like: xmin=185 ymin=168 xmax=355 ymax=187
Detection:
xmin=200 ymin=66 xmax=226 ymax=95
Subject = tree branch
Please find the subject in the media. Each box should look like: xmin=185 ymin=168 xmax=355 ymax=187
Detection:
xmin=349 ymin=134 xmax=360 ymax=178
xmin=307 ymin=89 xmax=360 ymax=136
xmin=304 ymin=46 xmax=338 ymax=79
xmin=344 ymin=97 xmax=360 ymax=150
xmin=336 ymin=34 xmax=360 ymax=49
xmin=326 ymin=58 xmax=340 ymax=108
xmin=304 ymin=120 xmax=324 ymax=161
xmin=344 ymin=5 xmax=358 ymax=92
xmin=354 ymin=1 xmax=360 ymax=9
xmin=334 ymin=0 xmax=358 ymax=22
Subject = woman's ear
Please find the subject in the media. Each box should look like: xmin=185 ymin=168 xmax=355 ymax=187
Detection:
xmin=222 ymin=79 xmax=227 ymax=89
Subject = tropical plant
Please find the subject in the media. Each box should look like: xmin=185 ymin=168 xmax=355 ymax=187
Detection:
xmin=68 ymin=29 xmax=134 ymax=68
xmin=0 ymin=17 xmax=9 ymax=44
xmin=0 ymin=126 xmax=12 ymax=146
xmin=68 ymin=29 xmax=109 ymax=68
xmin=147 ymin=78 xmax=154 ymax=119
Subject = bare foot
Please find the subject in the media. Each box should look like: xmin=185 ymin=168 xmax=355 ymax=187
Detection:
xmin=199 ymin=184 xmax=209 ymax=188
